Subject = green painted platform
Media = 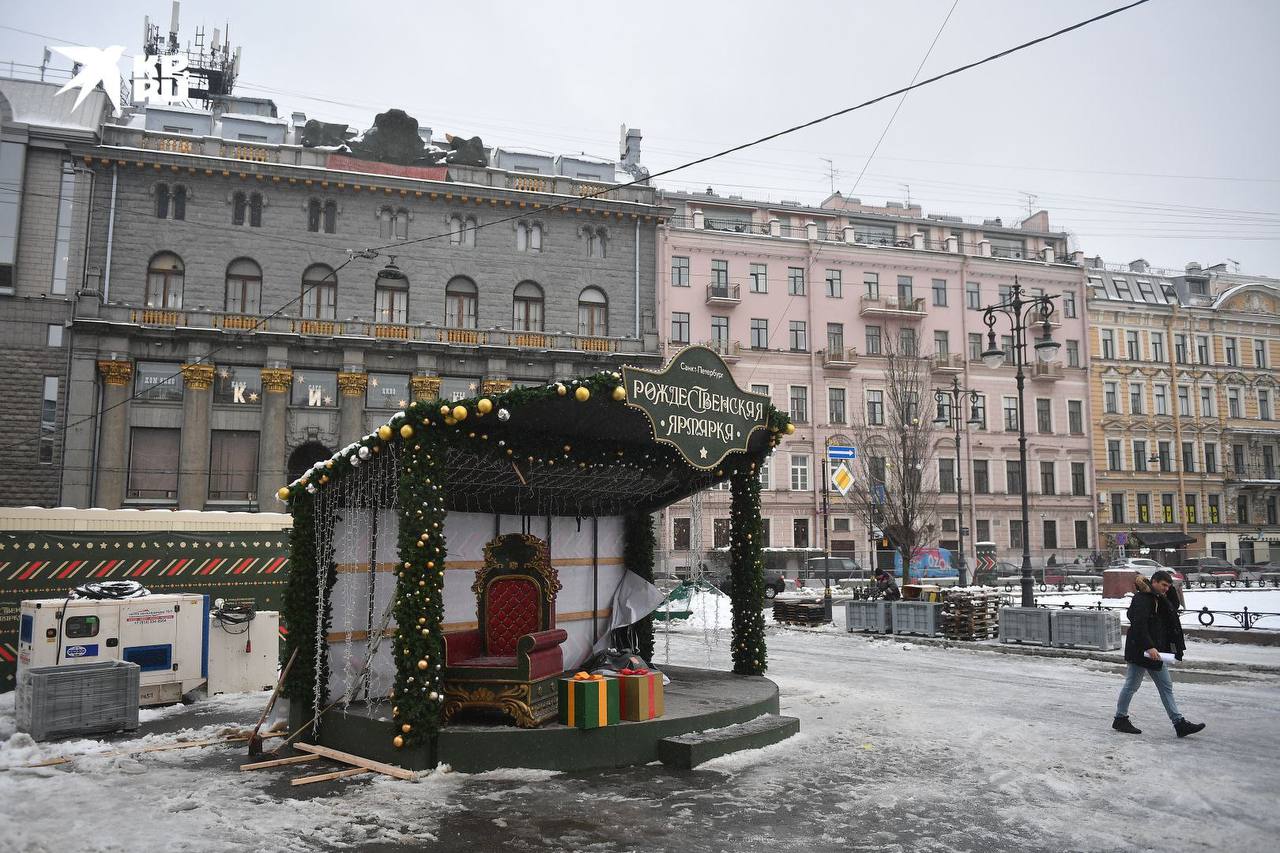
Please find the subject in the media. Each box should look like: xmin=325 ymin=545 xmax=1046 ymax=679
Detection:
xmin=291 ymin=665 xmax=784 ymax=773
xmin=657 ymin=713 xmax=801 ymax=769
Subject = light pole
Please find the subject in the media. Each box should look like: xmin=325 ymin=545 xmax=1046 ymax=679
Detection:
xmin=980 ymin=277 xmax=1060 ymax=607
xmin=933 ymin=375 xmax=983 ymax=586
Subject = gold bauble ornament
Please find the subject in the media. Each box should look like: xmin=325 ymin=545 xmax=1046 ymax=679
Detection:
xmin=393 ymin=735 xmax=404 ymax=748
xmin=325 ymin=460 xmax=334 ymax=469
xmin=556 ymin=383 xmax=567 ymax=396
xmin=477 ymin=398 xmax=493 ymax=414
xmin=444 ymin=417 xmax=457 ymax=426
xmin=401 ymin=723 xmax=412 ymax=734
xmin=276 ymin=487 xmax=290 ymax=501
xmin=575 ymin=387 xmax=590 ymax=402
xmin=440 ymin=405 xmax=451 ymax=416
xmin=400 ymin=424 xmax=414 ymax=439
xmin=417 ymin=659 xmax=429 ymax=670
xmin=784 ymin=423 xmax=796 ymax=435
xmin=612 ymin=386 xmax=626 ymax=401
xmin=452 ymin=405 xmax=468 ymax=421
xmin=378 ymin=425 xmax=393 ymax=441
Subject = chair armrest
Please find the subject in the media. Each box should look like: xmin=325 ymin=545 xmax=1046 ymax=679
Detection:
xmin=444 ymin=629 xmax=484 ymax=665
xmin=518 ymin=628 xmax=568 ymax=656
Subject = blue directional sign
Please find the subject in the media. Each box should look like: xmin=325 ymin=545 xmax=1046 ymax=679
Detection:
xmin=827 ymin=445 xmax=857 ymax=460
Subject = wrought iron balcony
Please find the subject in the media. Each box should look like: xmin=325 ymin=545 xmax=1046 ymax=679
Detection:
xmin=823 ymin=347 xmax=859 ymax=369
xmin=699 ymin=339 xmax=742 ymax=362
xmin=705 ymin=282 xmax=742 ymax=305
xmin=859 ymin=294 xmax=927 ymax=319
xmin=930 ymin=353 xmax=965 ymax=374
xmin=1031 ymin=362 xmax=1064 ymax=381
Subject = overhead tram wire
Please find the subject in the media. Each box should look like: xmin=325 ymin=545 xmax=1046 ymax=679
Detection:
xmin=1 ymin=0 xmax=1153 ymax=456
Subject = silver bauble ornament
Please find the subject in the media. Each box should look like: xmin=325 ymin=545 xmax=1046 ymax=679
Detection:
xmin=497 ymin=408 xmax=510 ymax=422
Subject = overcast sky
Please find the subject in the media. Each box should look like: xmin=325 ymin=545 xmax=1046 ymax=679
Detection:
xmin=3 ymin=0 xmax=1278 ymax=275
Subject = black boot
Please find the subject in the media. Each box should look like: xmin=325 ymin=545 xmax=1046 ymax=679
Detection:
xmin=1174 ymin=719 xmax=1205 ymax=738
xmin=1112 ymin=716 xmax=1142 ymax=734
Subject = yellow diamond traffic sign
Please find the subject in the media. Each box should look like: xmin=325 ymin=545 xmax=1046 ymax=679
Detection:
xmin=831 ymin=461 xmax=854 ymax=497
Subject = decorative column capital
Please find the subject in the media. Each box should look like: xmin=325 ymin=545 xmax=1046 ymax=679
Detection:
xmin=260 ymin=368 xmax=294 ymax=393
xmin=180 ymin=363 xmax=216 ymax=391
xmin=337 ymin=371 xmax=368 ymax=397
xmin=411 ymin=375 xmax=441 ymax=401
xmin=97 ymin=359 xmax=134 ymax=387
xmin=481 ymin=379 xmax=513 ymax=396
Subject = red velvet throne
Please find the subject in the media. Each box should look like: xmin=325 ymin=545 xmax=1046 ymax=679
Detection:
xmin=441 ymin=533 xmax=567 ymax=727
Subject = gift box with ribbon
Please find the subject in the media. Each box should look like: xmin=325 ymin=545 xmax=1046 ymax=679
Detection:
xmin=557 ymin=672 xmax=620 ymax=729
xmin=616 ymin=668 xmax=664 ymax=721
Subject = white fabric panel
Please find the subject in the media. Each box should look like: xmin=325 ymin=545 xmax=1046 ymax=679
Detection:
xmin=376 ymin=508 xmax=399 ymax=563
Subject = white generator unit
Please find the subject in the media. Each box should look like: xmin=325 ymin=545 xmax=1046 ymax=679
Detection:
xmin=18 ymin=593 xmax=209 ymax=705
xmin=206 ymin=608 xmax=280 ymax=695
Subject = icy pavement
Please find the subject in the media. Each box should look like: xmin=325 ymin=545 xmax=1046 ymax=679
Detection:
xmin=2 ymin=625 xmax=1279 ymax=853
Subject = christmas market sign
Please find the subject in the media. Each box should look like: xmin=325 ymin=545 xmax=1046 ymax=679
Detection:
xmin=622 ymin=345 xmax=770 ymax=470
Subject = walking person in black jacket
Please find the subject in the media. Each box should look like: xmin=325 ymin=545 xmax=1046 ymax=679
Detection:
xmin=1113 ymin=570 xmax=1206 ymax=738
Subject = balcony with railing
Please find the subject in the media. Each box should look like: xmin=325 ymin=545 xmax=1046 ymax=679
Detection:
xmin=859 ymin=294 xmax=927 ymax=319
xmin=1226 ymin=461 xmax=1280 ymax=485
xmin=705 ymin=282 xmax=742 ymax=305
xmin=699 ymin=339 xmax=742 ymax=362
xmin=1031 ymin=362 xmax=1064 ymax=382
xmin=87 ymin=304 xmax=650 ymax=355
xmin=823 ymin=346 xmax=858 ymax=369
xmin=931 ymin=352 xmax=965 ymax=374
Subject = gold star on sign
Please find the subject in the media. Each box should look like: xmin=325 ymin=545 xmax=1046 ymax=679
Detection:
xmin=296 ymin=374 xmax=305 ymax=383
xmin=370 ymin=377 xmax=380 ymax=387
xmin=468 ymin=383 xmax=478 ymax=392
xmin=398 ymin=399 xmax=407 ymax=408
xmin=248 ymin=392 xmax=259 ymax=402
xmin=323 ymin=395 xmax=334 ymax=406
xmin=218 ymin=368 xmax=230 ymax=379
xmin=699 ymin=447 xmax=708 ymax=459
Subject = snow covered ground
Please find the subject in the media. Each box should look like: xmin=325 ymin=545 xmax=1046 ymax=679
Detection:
xmin=2 ymin=613 xmax=1278 ymax=853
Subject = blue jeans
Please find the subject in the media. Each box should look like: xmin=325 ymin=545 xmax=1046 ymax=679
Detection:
xmin=1116 ymin=662 xmax=1183 ymax=724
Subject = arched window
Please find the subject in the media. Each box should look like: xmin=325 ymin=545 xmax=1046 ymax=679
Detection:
xmin=145 ymin=252 xmax=184 ymax=309
xmin=172 ymin=185 xmax=186 ymax=220
xmin=308 ymin=199 xmax=337 ymax=234
xmin=448 ymin=215 xmax=477 ymax=247
xmin=301 ymin=263 xmax=337 ymax=320
xmin=512 ymin=281 xmax=544 ymax=332
xmin=248 ymin=192 xmax=262 ymax=228
xmin=583 ymin=226 xmax=606 ymax=258
xmin=378 ymin=207 xmax=393 ymax=239
xmin=578 ymin=286 xmax=608 ymax=336
xmin=225 ymin=258 xmax=262 ymax=314
xmin=155 ymin=183 xmax=170 ymax=219
xmin=445 ymin=276 xmax=478 ymax=329
xmin=448 ymin=215 xmax=463 ymax=245
xmin=232 ymin=192 xmax=247 ymax=225
xmin=375 ymin=263 xmax=409 ymax=325
xmin=516 ymin=222 xmax=543 ymax=252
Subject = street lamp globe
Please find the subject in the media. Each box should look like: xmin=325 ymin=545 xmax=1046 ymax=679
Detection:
xmin=1034 ymin=321 xmax=1060 ymax=363
xmin=966 ymin=404 xmax=984 ymax=426
xmin=981 ymin=330 xmax=1006 ymax=368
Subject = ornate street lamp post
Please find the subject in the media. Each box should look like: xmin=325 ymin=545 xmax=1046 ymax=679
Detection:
xmin=980 ymin=277 xmax=1061 ymax=607
xmin=933 ymin=375 xmax=983 ymax=586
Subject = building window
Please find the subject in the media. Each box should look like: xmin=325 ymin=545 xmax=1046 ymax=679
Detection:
xmin=939 ymin=458 xmax=955 ymax=493
xmin=512 ymin=280 xmax=544 ymax=332
xmin=1068 ymin=400 xmax=1083 ymax=434
xmin=751 ymin=318 xmax=768 ymax=349
xmin=788 ymin=266 xmax=805 ymax=295
xmin=966 ymin=281 xmax=980 ymax=309
xmin=127 ymin=427 xmax=180 ymax=500
xmin=39 ymin=377 xmax=57 ymax=463
xmin=1268 ymin=495 xmax=1278 ymax=525
xmin=307 ymin=199 xmax=337 ymax=234
xmin=1227 ymin=387 xmax=1241 ymax=418
xmin=971 ymin=395 xmax=987 ymax=430
xmin=1036 ymin=399 xmax=1052 ymax=433
xmin=515 ymin=221 xmax=542 ymax=252
xmin=583 ymin=227 xmax=607 ymax=258
xmin=1006 ymin=460 xmax=1024 ymax=495
xmin=1237 ymin=494 xmax=1249 ymax=525
xmin=824 ymin=268 xmax=842 ymax=298
xmin=793 ymin=518 xmax=810 ymax=548
xmin=1042 ymin=519 xmax=1058 ymax=550
xmin=213 ymin=365 xmax=262 ymax=406
xmin=1010 ymin=519 xmax=1024 ymax=549
xmin=155 ymin=183 xmax=170 ymax=218
xmin=449 ymin=215 xmax=478 ymax=247
xmin=672 ymin=518 xmax=691 ymax=551
xmin=1003 ymin=396 xmax=1019 ymax=432
xmin=972 ymin=460 xmax=990 ymax=494
xmin=828 ymin=387 xmax=846 ymax=424
xmin=933 ymin=330 xmax=950 ymax=356
xmin=47 ymin=324 xmax=64 ymax=347
xmin=135 ymin=362 xmax=183 ymax=402
xmin=1071 ymin=462 xmax=1086 ymax=496
xmin=1137 ymin=493 xmax=1151 ymax=524
xmin=976 ymin=519 xmax=992 ymax=542
xmin=1184 ymin=493 xmax=1197 ymax=524
xmin=1155 ymin=385 xmax=1169 ymax=416
xmin=931 ymin=278 xmax=947 ymax=306
xmin=710 ymin=259 xmax=729 ymax=292
xmin=208 ymin=431 xmax=259 ymax=503
xmin=1066 ymin=340 xmax=1080 ymax=368
xmin=233 ymin=192 xmax=263 ymax=227
xmin=375 ymin=282 xmax=408 ymax=325
xmin=443 ymin=277 xmax=477 ymax=328
xmin=1040 ymin=461 xmax=1056 ymax=495
xmin=1175 ymin=335 xmax=1188 ymax=364
xmin=51 ymin=161 xmax=76 ymax=295
xmin=790 ymin=454 xmax=810 ymax=491
xmin=1198 ymin=387 xmax=1213 ymax=417
xmin=827 ymin=323 xmax=844 ymax=355
xmin=789 ymin=386 xmax=808 ymax=424
xmin=866 ymin=325 xmax=882 ymax=356
xmin=1100 ymin=330 xmax=1115 ymax=360
xmin=289 ymin=370 xmax=337 ymax=408
xmin=224 ymin=258 xmax=262 ymax=315
xmin=749 ymin=263 xmax=767 ymax=293
xmin=1196 ymin=335 xmax=1210 ymax=365
xmin=1126 ymin=331 xmax=1140 ymax=361
xmin=1108 ymin=440 xmax=1122 ymax=471
xmin=1074 ymin=519 xmax=1089 ymax=549
xmin=1103 ymin=382 xmax=1118 ymax=414
xmin=669 ymin=256 xmax=690 ymax=287
xmin=899 ymin=328 xmax=917 ymax=356
xmin=758 ymin=456 xmax=771 ymax=490
xmin=1260 ymin=390 xmax=1273 ymax=420
xmin=301 ymin=264 xmax=337 ymax=320
xmin=1062 ymin=291 xmax=1077 ymax=318
xmin=1204 ymin=442 xmax=1218 ymax=474
xmin=1180 ymin=441 xmax=1195 ymax=473
xmin=578 ymin=287 xmax=609 ymax=336
xmin=1134 ymin=440 xmax=1148 ymax=472
xmin=1156 ymin=493 xmax=1172 ymax=524
xmin=670 ymin=312 xmax=690 ymax=345
xmin=895 ymin=275 xmax=913 ymax=304
xmin=789 ymin=320 xmax=807 ymax=351
xmin=1207 ymin=494 xmax=1221 ymax=524
xmin=145 ymin=252 xmax=184 ymax=309
xmin=1177 ymin=386 xmax=1191 ymax=417
xmin=233 ymin=191 xmax=247 ymax=225
xmin=969 ymin=333 xmax=984 ymax=362
xmin=1149 ymin=333 xmax=1164 ymax=362
xmin=1222 ymin=337 xmax=1237 ymax=366
xmin=1254 ymin=339 xmax=1268 ymax=368
xmin=712 ymin=518 xmax=731 ymax=550
xmin=1129 ymin=383 xmax=1144 ymax=415
xmin=865 ymin=272 xmax=880 ymax=299
xmin=866 ymin=390 xmax=884 ymax=426
xmin=1110 ymin=493 xmax=1126 ymax=524
xmin=711 ymin=316 xmax=729 ymax=347
xmin=1157 ymin=441 xmax=1172 ymax=473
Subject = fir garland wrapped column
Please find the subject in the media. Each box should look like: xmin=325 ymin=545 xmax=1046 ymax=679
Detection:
xmin=623 ymin=510 xmax=656 ymax=662
xmin=280 ymin=492 xmax=329 ymax=705
xmin=729 ymin=456 xmax=768 ymax=675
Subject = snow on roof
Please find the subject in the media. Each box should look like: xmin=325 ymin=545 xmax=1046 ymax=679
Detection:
xmin=219 ymin=112 xmax=288 ymax=125
xmin=495 ymin=146 xmax=556 ymax=158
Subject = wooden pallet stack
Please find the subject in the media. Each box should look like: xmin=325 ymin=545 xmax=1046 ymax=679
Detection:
xmin=941 ymin=589 xmax=1001 ymax=640
xmin=771 ymin=598 xmax=830 ymax=626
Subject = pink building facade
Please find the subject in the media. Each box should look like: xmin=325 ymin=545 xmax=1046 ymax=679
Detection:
xmin=655 ymin=191 xmax=1094 ymax=574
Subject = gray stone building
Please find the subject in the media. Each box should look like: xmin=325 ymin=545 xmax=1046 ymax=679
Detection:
xmin=0 ymin=75 xmax=108 ymax=507
xmin=46 ymin=97 xmax=664 ymax=511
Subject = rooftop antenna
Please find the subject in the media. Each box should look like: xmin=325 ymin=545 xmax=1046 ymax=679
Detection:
xmin=820 ymin=158 xmax=837 ymax=194
xmin=1021 ymin=191 xmax=1038 ymax=217
xmin=900 ymin=183 xmax=912 ymax=207
xmin=1227 ymin=258 xmax=1241 ymax=273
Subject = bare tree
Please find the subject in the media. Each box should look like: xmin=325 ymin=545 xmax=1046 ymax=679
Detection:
xmin=843 ymin=340 xmax=940 ymax=587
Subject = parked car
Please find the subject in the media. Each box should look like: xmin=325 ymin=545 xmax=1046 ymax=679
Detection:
xmin=1108 ymin=558 xmax=1165 ymax=571
xmin=804 ymin=557 xmax=866 ymax=584
xmin=1175 ymin=557 xmax=1236 ymax=578
xmin=716 ymin=569 xmax=792 ymax=599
